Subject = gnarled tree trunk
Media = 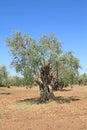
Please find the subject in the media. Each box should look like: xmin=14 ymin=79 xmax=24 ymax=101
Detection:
xmin=36 ymin=63 xmax=54 ymax=101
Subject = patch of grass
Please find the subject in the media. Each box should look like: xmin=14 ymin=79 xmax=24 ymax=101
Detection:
xmin=62 ymin=98 xmax=71 ymax=103
xmin=0 ymin=113 xmax=3 ymax=119
xmin=15 ymin=97 xmax=50 ymax=106
xmin=12 ymin=95 xmax=80 ymax=110
xmin=13 ymin=97 xmax=71 ymax=109
xmin=16 ymin=97 xmax=42 ymax=104
xmin=11 ymin=97 xmax=57 ymax=110
xmin=54 ymin=96 xmax=80 ymax=103
xmin=11 ymin=97 xmax=44 ymax=109
xmin=54 ymin=96 xmax=71 ymax=103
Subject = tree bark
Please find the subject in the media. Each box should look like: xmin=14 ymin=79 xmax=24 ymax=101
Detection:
xmin=36 ymin=63 xmax=54 ymax=102
xmin=36 ymin=80 xmax=54 ymax=102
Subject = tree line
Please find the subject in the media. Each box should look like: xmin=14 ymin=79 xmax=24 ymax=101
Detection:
xmin=0 ymin=66 xmax=23 ymax=87
xmin=1 ymin=65 xmax=87 ymax=87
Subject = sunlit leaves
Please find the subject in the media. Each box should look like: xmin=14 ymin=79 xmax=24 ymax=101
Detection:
xmin=6 ymin=31 xmax=80 ymax=86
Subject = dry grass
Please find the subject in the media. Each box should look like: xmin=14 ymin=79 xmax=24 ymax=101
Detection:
xmin=0 ymin=85 xmax=87 ymax=130
xmin=0 ymin=113 xmax=3 ymax=119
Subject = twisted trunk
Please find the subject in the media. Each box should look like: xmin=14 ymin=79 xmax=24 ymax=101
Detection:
xmin=36 ymin=63 xmax=54 ymax=101
xmin=36 ymin=79 xmax=54 ymax=102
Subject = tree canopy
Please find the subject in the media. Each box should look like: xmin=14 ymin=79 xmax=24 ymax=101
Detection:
xmin=6 ymin=31 xmax=81 ymax=101
xmin=6 ymin=31 xmax=80 ymax=85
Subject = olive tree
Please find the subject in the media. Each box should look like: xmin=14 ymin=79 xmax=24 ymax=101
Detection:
xmin=6 ymin=31 xmax=80 ymax=101
xmin=6 ymin=32 xmax=63 ymax=101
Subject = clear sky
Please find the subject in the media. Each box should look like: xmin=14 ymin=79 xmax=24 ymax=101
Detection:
xmin=0 ymin=0 xmax=87 ymax=76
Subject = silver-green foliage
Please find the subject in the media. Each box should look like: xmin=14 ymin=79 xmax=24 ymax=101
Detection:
xmin=6 ymin=31 xmax=80 ymax=86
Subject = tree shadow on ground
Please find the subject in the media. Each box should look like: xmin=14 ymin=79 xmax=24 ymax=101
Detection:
xmin=16 ymin=97 xmax=43 ymax=105
xmin=0 ymin=92 xmax=11 ymax=95
xmin=54 ymin=96 xmax=80 ymax=103
xmin=57 ymin=88 xmax=72 ymax=92
xmin=16 ymin=95 xmax=80 ymax=105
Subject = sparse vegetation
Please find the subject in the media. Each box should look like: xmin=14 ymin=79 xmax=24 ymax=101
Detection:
xmin=0 ymin=86 xmax=87 ymax=130
xmin=0 ymin=113 xmax=3 ymax=119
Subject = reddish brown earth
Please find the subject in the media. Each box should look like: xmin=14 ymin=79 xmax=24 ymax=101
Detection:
xmin=0 ymin=85 xmax=87 ymax=130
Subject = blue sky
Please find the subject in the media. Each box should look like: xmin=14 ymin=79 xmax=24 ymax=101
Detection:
xmin=0 ymin=0 xmax=87 ymax=76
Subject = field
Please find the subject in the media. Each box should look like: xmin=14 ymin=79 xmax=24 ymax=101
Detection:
xmin=0 ymin=85 xmax=87 ymax=130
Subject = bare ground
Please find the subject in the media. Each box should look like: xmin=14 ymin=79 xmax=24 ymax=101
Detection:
xmin=0 ymin=85 xmax=87 ymax=130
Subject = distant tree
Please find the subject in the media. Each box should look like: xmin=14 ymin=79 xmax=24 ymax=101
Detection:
xmin=78 ymin=73 xmax=87 ymax=85
xmin=0 ymin=66 xmax=9 ymax=87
